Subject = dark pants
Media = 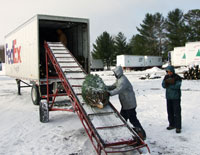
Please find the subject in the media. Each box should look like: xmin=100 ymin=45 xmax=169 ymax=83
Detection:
xmin=120 ymin=108 xmax=144 ymax=131
xmin=167 ymin=99 xmax=182 ymax=129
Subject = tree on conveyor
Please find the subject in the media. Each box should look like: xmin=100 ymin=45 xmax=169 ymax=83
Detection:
xmin=82 ymin=74 xmax=109 ymax=109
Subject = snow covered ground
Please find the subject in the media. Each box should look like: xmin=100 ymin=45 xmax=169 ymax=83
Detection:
xmin=0 ymin=67 xmax=200 ymax=155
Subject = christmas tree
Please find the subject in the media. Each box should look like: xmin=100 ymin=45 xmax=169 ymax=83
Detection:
xmin=82 ymin=74 xmax=109 ymax=108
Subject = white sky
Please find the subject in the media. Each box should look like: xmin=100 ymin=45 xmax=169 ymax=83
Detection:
xmin=1 ymin=0 xmax=200 ymax=48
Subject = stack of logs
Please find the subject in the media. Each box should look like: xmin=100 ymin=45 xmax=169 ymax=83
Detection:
xmin=183 ymin=65 xmax=200 ymax=80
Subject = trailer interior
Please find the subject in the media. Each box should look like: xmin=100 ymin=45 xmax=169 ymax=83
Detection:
xmin=39 ymin=19 xmax=89 ymax=78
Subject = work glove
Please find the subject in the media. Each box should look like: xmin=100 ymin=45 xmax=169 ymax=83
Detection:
xmin=106 ymin=91 xmax=111 ymax=96
xmin=165 ymin=78 xmax=175 ymax=87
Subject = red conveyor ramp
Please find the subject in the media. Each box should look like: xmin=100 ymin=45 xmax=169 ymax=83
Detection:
xmin=44 ymin=41 xmax=150 ymax=154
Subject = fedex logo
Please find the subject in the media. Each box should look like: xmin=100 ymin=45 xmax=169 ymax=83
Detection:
xmin=6 ymin=39 xmax=22 ymax=64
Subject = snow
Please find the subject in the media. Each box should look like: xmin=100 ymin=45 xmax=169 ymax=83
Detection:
xmin=0 ymin=67 xmax=200 ymax=155
xmin=145 ymin=67 xmax=163 ymax=73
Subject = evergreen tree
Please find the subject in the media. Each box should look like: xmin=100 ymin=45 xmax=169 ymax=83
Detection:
xmin=92 ymin=31 xmax=115 ymax=69
xmin=114 ymin=32 xmax=129 ymax=55
xmin=128 ymin=34 xmax=147 ymax=55
xmin=82 ymin=74 xmax=109 ymax=109
xmin=165 ymin=8 xmax=187 ymax=51
xmin=184 ymin=9 xmax=200 ymax=41
xmin=154 ymin=13 xmax=166 ymax=56
xmin=137 ymin=13 xmax=156 ymax=55
xmin=136 ymin=13 xmax=165 ymax=56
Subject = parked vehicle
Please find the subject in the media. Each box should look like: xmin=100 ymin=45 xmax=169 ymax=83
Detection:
xmin=171 ymin=46 xmax=186 ymax=67
xmin=169 ymin=41 xmax=200 ymax=67
xmin=117 ymin=55 xmax=162 ymax=70
xmin=185 ymin=41 xmax=200 ymax=66
xmin=4 ymin=14 xmax=90 ymax=105
xmin=144 ymin=56 xmax=163 ymax=67
xmin=90 ymin=59 xmax=104 ymax=71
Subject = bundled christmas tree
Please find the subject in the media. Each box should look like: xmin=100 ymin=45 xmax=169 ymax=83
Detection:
xmin=82 ymin=74 xmax=109 ymax=108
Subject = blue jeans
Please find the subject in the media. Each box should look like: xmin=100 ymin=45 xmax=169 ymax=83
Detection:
xmin=167 ymin=99 xmax=182 ymax=129
xmin=120 ymin=108 xmax=144 ymax=130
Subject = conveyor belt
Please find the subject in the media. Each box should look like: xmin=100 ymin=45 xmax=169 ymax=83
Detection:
xmin=44 ymin=41 xmax=150 ymax=154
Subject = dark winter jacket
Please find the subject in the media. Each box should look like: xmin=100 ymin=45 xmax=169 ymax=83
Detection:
xmin=107 ymin=66 xmax=137 ymax=110
xmin=162 ymin=66 xmax=182 ymax=99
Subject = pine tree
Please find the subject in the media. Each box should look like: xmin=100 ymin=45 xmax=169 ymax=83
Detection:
xmin=165 ymin=8 xmax=187 ymax=51
xmin=154 ymin=13 xmax=166 ymax=56
xmin=115 ymin=32 xmax=129 ymax=55
xmin=137 ymin=13 xmax=157 ymax=55
xmin=128 ymin=34 xmax=147 ymax=55
xmin=136 ymin=13 xmax=165 ymax=56
xmin=82 ymin=74 xmax=109 ymax=108
xmin=92 ymin=31 xmax=115 ymax=69
xmin=184 ymin=9 xmax=200 ymax=41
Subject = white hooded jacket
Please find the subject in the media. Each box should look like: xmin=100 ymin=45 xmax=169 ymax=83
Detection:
xmin=107 ymin=66 xmax=137 ymax=110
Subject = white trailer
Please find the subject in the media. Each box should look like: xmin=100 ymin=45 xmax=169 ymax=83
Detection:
xmin=117 ymin=55 xmax=145 ymax=68
xmin=171 ymin=46 xmax=186 ymax=67
xmin=193 ymin=43 xmax=200 ymax=64
xmin=117 ymin=55 xmax=162 ymax=70
xmin=90 ymin=59 xmax=104 ymax=71
xmin=144 ymin=56 xmax=162 ymax=67
xmin=168 ymin=50 xmax=174 ymax=65
xmin=185 ymin=41 xmax=200 ymax=66
xmin=4 ymin=14 xmax=90 ymax=105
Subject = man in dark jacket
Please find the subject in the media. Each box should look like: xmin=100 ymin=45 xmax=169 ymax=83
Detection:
xmin=107 ymin=66 xmax=146 ymax=140
xmin=162 ymin=65 xmax=182 ymax=133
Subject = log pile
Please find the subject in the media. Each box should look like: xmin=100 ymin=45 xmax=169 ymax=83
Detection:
xmin=183 ymin=65 xmax=200 ymax=80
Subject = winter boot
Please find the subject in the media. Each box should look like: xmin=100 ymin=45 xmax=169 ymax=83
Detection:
xmin=133 ymin=127 xmax=146 ymax=140
xmin=166 ymin=126 xmax=175 ymax=130
xmin=176 ymin=128 xmax=181 ymax=133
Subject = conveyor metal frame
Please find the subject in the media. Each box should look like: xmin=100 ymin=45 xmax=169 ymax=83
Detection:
xmin=43 ymin=41 xmax=150 ymax=154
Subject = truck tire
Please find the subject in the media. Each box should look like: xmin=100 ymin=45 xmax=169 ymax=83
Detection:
xmin=39 ymin=100 xmax=49 ymax=123
xmin=31 ymin=84 xmax=40 ymax=105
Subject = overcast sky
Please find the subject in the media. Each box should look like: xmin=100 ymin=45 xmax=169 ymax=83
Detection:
xmin=1 ymin=0 xmax=200 ymax=48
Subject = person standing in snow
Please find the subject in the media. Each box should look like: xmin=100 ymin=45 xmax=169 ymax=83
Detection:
xmin=162 ymin=65 xmax=182 ymax=133
xmin=106 ymin=66 xmax=146 ymax=140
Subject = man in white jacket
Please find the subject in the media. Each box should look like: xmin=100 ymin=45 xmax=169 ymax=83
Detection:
xmin=107 ymin=66 xmax=146 ymax=140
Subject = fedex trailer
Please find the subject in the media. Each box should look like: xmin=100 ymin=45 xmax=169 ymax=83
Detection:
xmin=5 ymin=14 xmax=90 ymax=105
